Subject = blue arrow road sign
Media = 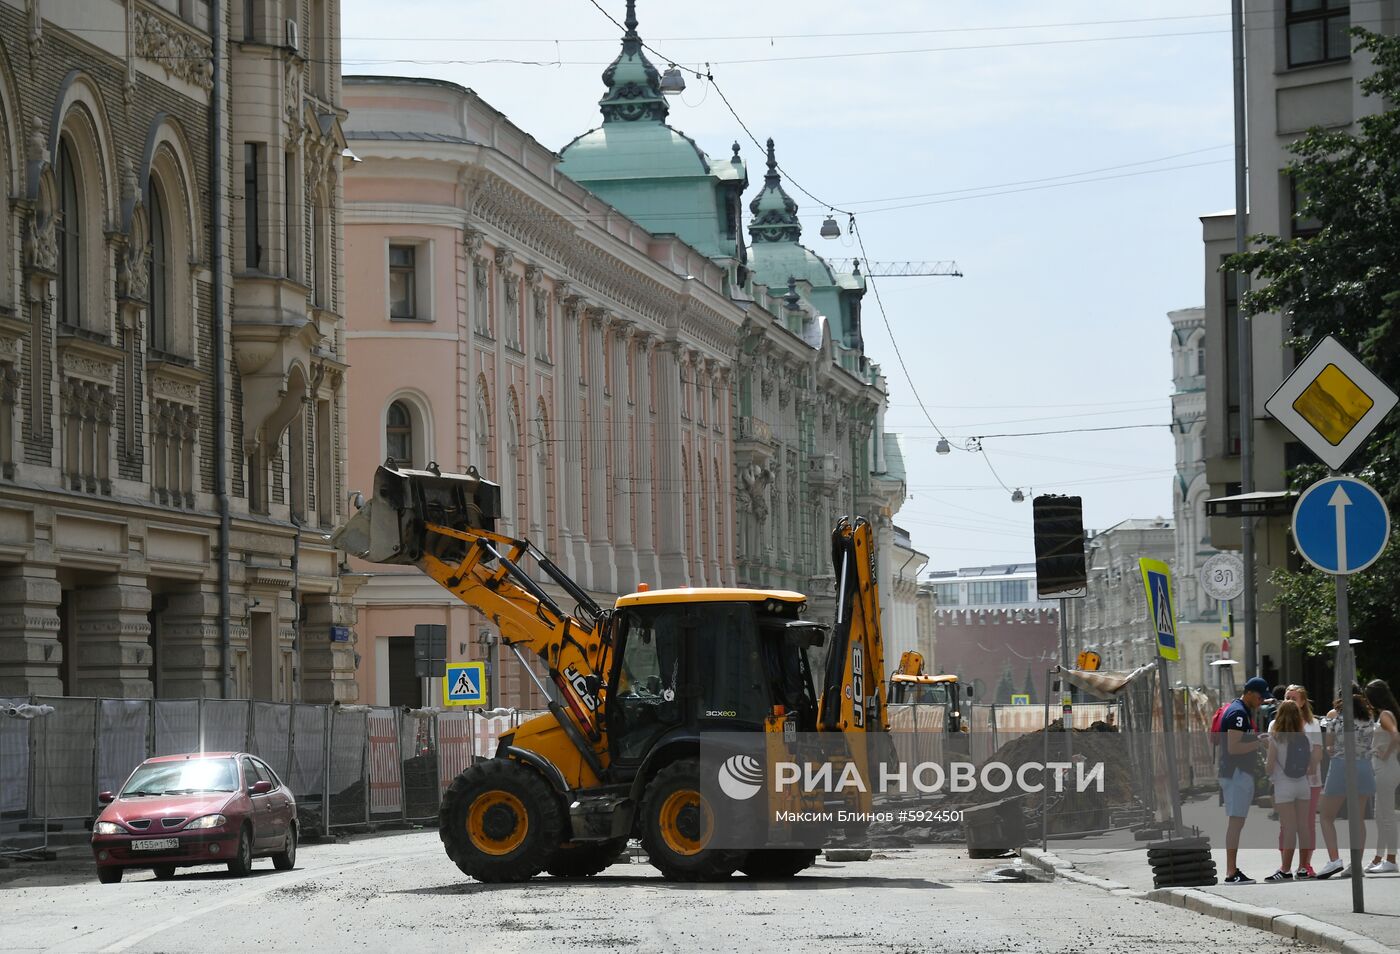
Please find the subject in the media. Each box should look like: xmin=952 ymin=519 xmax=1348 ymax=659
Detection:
xmin=1291 ymin=476 xmax=1391 ymax=576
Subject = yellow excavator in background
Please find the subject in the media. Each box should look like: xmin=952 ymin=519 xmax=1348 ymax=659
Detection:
xmin=331 ymin=463 xmax=888 ymax=882
xmin=888 ymin=650 xmax=970 ymax=734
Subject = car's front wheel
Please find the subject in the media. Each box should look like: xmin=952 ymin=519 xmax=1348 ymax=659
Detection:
xmin=152 ymin=864 xmax=176 ymax=880
xmin=273 ymin=823 xmax=297 ymax=871
xmin=227 ymin=826 xmax=254 ymax=877
xmin=96 ymin=867 xmax=122 ymax=885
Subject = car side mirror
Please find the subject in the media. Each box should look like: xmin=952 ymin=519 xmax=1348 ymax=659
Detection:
xmin=249 ymin=780 xmax=273 ymax=795
xmin=97 ymin=791 xmax=114 ymax=805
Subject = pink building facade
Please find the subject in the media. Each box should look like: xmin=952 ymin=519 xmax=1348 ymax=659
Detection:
xmin=342 ymin=78 xmax=747 ymax=707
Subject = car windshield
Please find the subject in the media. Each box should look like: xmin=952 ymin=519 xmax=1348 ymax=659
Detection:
xmin=120 ymin=758 xmax=239 ymax=796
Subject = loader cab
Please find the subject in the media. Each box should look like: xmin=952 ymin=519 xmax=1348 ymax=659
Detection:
xmin=607 ymin=590 xmax=822 ymax=766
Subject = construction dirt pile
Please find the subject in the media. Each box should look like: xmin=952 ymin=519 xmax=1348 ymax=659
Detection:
xmin=958 ymin=720 xmax=1139 ymax=808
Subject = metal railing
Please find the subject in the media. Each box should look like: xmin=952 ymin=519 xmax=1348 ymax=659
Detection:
xmin=0 ymin=695 xmax=547 ymax=855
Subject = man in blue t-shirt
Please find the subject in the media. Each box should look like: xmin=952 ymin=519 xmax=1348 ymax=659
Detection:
xmin=1219 ymin=676 xmax=1270 ymax=884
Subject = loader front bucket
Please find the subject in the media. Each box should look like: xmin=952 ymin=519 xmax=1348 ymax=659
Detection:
xmin=329 ymin=463 xmax=502 ymax=566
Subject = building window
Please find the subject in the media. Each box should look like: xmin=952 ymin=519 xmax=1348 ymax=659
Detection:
xmin=385 ymin=400 xmax=413 ymax=465
xmin=243 ymin=0 xmax=256 ymax=40
xmin=967 ymin=579 xmax=1029 ymax=605
xmin=284 ymin=152 xmax=297 ymax=281
xmin=389 ymin=245 xmax=417 ymax=319
xmin=1286 ymin=0 xmax=1350 ymax=68
xmin=56 ymin=139 xmax=82 ymax=329
xmin=1290 ymin=176 xmax=1323 ymax=238
xmin=148 ymin=180 xmax=170 ymax=354
xmin=310 ymin=195 xmax=328 ymax=309
xmin=244 ymin=143 xmax=262 ymax=270
xmin=933 ymin=583 xmax=961 ymax=606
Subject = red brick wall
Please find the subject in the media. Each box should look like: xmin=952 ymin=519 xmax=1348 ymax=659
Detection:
xmin=933 ymin=609 xmax=1060 ymax=703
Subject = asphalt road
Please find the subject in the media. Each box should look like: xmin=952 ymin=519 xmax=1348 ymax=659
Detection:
xmin=1 ymin=834 xmax=1325 ymax=954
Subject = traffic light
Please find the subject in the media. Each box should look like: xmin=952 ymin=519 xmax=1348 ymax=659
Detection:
xmin=1032 ymin=494 xmax=1087 ymax=599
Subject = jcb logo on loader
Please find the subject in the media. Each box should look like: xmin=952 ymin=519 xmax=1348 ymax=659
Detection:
xmin=563 ymin=665 xmax=599 ymax=711
xmin=851 ymin=644 xmax=864 ymax=728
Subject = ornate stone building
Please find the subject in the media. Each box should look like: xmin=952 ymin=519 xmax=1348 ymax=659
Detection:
xmin=0 ymin=0 xmax=355 ymax=702
xmin=342 ymin=1 xmax=908 ymax=706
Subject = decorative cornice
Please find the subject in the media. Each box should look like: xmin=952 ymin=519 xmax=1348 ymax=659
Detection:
xmin=134 ymin=9 xmax=214 ymax=93
xmin=147 ymin=359 xmax=202 ymax=406
xmin=57 ymin=333 xmax=121 ymax=386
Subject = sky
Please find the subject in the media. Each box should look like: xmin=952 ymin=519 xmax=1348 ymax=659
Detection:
xmin=340 ymin=0 xmax=1238 ymax=574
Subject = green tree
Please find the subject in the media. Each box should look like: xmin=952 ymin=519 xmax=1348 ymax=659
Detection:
xmin=1022 ymin=664 xmax=1037 ymax=705
xmin=994 ymin=664 xmax=1015 ymax=705
xmin=1225 ymin=28 xmax=1400 ymax=681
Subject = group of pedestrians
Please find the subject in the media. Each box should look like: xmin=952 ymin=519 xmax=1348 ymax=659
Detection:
xmin=1218 ymin=675 xmax=1400 ymax=885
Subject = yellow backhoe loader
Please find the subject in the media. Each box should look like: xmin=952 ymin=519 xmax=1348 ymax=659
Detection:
xmin=331 ymin=463 xmax=888 ymax=882
xmin=888 ymin=650 xmax=970 ymax=733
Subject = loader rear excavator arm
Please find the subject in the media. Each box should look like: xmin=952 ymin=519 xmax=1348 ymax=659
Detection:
xmin=817 ymin=516 xmax=889 ymax=733
xmin=330 ymin=464 xmax=612 ymax=773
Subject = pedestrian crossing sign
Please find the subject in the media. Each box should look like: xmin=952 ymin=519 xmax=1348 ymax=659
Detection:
xmin=444 ymin=662 xmax=487 ymax=706
xmin=1138 ymin=558 xmax=1179 ymax=661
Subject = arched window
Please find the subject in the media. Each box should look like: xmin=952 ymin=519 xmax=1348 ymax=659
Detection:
xmin=505 ymin=399 xmax=522 ymax=533
xmin=148 ymin=178 xmax=170 ymax=353
xmin=56 ymin=140 xmax=82 ymax=328
xmin=385 ymin=400 xmax=412 ymax=465
xmin=474 ymin=387 xmax=493 ymax=476
xmin=531 ymin=412 xmax=549 ymax=541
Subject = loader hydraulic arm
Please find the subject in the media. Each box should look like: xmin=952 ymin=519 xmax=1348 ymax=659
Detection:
xmin=818 ymin=516 xmax=889 ymax=733
xmin=330 ymin=464 xmax=612 ymax=763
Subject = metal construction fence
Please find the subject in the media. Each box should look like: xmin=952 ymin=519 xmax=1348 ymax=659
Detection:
xmin=964 ymin=702 xmax=1120 ymax=767
xmin=0 ymin=696 xmax=547 ymax=855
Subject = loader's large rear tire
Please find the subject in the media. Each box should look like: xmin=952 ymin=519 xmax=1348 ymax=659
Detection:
xmin=640 ymin=758 xmax=743 ymax=882
xmin=439 ymin=758 xmax=564 ymax=883
xmin=545 ymin=837 xmax=628 ymax=879
xmin=739 ymin=849 xmax=820 ymax=879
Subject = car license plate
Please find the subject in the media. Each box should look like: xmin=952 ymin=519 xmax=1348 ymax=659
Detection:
xmin=131 ymin=838 xmax=179 ymax=851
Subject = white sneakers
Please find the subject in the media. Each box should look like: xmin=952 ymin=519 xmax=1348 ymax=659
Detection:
xmin=1315 ymin=858 xmax=1346 ymax=879
xmin=1364 ymin=860 xmax=1399 ymax=874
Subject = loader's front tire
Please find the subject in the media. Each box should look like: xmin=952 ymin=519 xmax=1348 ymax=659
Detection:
xmin=739 ymin=848 xmax=820 ymax=879
xmin=640 ymin=758 xmax=743 ymax=882
xmin=545 ymin=837 xmax=628 ymax=879
xmin=439 ymin=758 xmax=564 ymax=882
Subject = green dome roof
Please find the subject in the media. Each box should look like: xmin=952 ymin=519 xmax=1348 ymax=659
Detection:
xmin=559 ymin=122 xmax=710 ymax=180
xmin=747 ymin=139 xmax=836 ymax=288
xmin=749 ymin=240 xmax=837 ymax=290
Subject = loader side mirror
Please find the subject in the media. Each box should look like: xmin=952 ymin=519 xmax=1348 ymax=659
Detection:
xmin=583 ymin=674 xmax=602 ymax=697
xmin=965 ymin=685 xmax=975 ymax=699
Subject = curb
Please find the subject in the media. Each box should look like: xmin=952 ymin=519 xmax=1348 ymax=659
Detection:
xmin=1019 ymin=847 xmax=1397 ymax=954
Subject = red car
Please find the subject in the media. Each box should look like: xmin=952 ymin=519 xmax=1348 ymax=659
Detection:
xmin=91 ymin=751 xmax=297 ymax=883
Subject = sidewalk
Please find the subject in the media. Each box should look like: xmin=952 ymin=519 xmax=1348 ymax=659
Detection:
xmin=1021 ymin=797 xmax=1400 ymax=954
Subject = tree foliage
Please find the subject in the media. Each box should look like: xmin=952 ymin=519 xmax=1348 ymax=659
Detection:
xmin=1225 ymin=29 xmax=1400 ymax=679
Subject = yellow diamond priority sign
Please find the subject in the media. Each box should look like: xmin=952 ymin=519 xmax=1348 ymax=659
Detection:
xmin=1265 ymin=336 xmax=1398 ymax=470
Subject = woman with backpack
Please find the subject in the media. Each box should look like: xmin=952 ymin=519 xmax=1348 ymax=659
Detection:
xmin=1316 ymin=693 xmax=1379 ymax=879
xmin=1276 ymin=686 xmax=1324 ymax=877
xmin=1265 ymin=700 xmax=1319 ymax=881
xmin=1363 ymin=679 xmax=1400 ymax=874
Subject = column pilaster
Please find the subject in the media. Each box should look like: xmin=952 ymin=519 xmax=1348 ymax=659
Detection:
xmin=0 ymin=564 xmax=62 ymax=695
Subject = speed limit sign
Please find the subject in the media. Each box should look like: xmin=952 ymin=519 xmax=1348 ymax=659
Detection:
xmin=1199 ymin=552 xmax=1245 ymax=602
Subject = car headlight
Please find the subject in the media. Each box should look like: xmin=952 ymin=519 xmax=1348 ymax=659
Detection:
xmin=93 ymin=821 xmax=123 ymax=835
xmin=183 ymin=814 xmax=228 ymax=830
xmin=951 ymin=710 xmax=961 ymax=719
